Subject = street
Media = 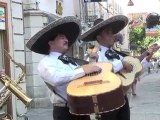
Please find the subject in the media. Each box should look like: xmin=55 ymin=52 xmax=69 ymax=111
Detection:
xmin=130 ymin=71 xmax=160 ymax=120
xmin=26 ymin=71 xmax=160 ymax=120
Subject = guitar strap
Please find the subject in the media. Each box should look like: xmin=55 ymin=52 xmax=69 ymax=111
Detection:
xmin=44 ymin=82 xmax=68 ymax=102
xmin=44 ymin=58 xmax=88 ymax=103
xmin=113 ymin=49 xmax=128 ymax=57
xmin=68 ymin=57 xmax=89 ymax=65
xmin=113 ymin=49 xmax=150 ymax=62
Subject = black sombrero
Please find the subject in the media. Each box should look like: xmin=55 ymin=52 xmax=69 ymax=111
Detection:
xmin=26 ymin=16 xmax=81 ymax=55
xmin=80 ymin=15 xmax=128 ymax=41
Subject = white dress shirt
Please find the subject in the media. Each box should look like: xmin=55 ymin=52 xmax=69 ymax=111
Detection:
xmin=38 ymin=52 xmax=85 ymax=103
xmin=98 ymin=45 xmax=150 ymax=72
xmin=98 ymin=45 xmax=123 ymax=72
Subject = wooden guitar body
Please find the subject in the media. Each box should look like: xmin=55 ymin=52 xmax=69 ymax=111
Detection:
xmin=67 ymin=62 xmax=125 ymax=115
xmin=117 ymin=56 xmax=142 ymax=92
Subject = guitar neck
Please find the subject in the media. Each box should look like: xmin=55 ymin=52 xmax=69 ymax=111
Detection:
xmin=137 ymin=43 xmax=160 ymax=61
xmin=137 ymin=51 xmax=149 ymax=62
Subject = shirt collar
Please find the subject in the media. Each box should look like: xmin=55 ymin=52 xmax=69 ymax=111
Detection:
xmin=100 ymin=45 xmax=109 ymax=52
xmin=49 ymin=52 xmax=62 ymax=58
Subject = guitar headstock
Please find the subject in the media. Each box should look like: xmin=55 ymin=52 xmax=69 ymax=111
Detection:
xmin=147 ymin=43 xmax=160 ymax=54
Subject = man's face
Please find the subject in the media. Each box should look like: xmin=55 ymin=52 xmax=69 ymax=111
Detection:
xmin=97 ymin=28 xmax=114 ymax=48
xmin=48 ymin=34 xmax=69 ymax=53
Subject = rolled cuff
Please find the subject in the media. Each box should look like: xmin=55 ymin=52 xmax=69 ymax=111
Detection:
xmin=112 ymin=60 xmax=123 ymax=73
xmin=73 ymin=68 xmax=85 ymax=79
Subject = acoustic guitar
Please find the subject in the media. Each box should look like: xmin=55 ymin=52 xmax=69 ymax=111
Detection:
xmin=67 ymin=62 xmax=125 ymax=115
xmin=115 ymin=43 xmax=160 ymax=92
xmin=116 ymin=56 xmax=142 ymax=92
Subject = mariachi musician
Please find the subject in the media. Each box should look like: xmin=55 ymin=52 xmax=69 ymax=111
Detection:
xmin=26 ymin=16 xmax=102 ymax=120
xmin=80 ymin=15 xmax=159 ymax=120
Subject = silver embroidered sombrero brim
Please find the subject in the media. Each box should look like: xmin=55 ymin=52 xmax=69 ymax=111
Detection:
xmin=80 ymin=15 xmax=128 ymax=42
xmin=26 ymin=16 xmax=81 ymax=55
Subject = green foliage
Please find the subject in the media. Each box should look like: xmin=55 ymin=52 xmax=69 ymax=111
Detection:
xmin=153 ymin=51 xmax=160 ymax=58
xmin=129 ymin=26 xmax=160 ymax=52
xmin=129 ymin=27 xmax=145 ymax=52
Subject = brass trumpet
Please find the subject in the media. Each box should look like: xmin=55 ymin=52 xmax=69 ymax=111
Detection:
xmin=0 ymin=50 xmax=32 ymax=107
xmin=0 ymin=74 xmax=32 ymax=106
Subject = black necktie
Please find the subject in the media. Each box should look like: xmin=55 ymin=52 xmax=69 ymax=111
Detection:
xmin=58 ymin=55 xmax=77 ymax=66
xmin=105 ymin=49 xmax=120 ymax=60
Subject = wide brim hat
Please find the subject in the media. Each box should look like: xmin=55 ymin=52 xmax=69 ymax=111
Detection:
xmin=26 ymin=16 xmax=81 ymax=55
xmin=80 ymin=15 xmax=128 ymax=41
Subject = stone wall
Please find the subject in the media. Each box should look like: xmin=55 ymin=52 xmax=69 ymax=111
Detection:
xmin=24 ymin=10 xmax=54 ymax=108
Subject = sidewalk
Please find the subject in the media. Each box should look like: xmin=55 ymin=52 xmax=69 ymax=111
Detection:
xmin=129 ymin=71 xmax=160 ymax=120
xmin=26 ymin=108 xmax=52 ymax=120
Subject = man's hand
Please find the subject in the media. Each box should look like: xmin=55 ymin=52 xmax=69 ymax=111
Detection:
xmin=147 ymin=43 xmax=160 ymax=54
xmin=121 ymin=61 xmax=133 ymax=73
xmin=82 ymin=64 xmax=102 ymax=74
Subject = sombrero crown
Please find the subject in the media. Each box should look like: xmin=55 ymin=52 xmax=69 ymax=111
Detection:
xmin=26 ymin=16 xmax=81 ymax=55
xmin=80 ymin=15 xmax=128 ymax=41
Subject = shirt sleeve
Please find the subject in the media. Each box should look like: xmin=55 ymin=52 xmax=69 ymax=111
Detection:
xmin=141 ymin=58 xmax=150 ymax=69
xmin=111 ymin=60 xmax=123 ymax=73
xmin=38 ymin=61 xmax=85 ymax=86
xmin=98 ymin=52 xmax=123 ymax=73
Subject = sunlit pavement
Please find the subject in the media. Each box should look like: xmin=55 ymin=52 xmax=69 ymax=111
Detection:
xmin=129 ymin=71 xmax=160 ymax=120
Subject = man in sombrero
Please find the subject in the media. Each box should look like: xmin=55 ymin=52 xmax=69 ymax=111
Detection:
xmin=80 ymin=15 xmax=159 ymax=120
xmin=26 ymin=16 xmax=102 ymax=120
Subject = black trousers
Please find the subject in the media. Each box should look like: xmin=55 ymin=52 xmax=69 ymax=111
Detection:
xmin=101 ymin=96 xmax=130 ymax=120
xmin=53 ymin=106 xmax=91 ymax=120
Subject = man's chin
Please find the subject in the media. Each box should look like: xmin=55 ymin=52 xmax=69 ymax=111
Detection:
xmin=110 ymin=41 xmax=114 ymax=46
xmin=65 ymin=47 xmax=69 ymax=50
xmin=62 ymin=48 xmax=68 ymax=53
